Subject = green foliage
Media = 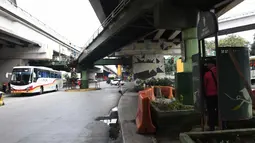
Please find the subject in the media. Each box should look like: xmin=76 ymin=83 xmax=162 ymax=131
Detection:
xmin=179 ymin=95 xmax=184 ymax=103
xmin=64 ymin=74 xmax=69 ymax=80
xmin=108 ymin=77 xmax=115 ymax=80
xmin=151 ymin=100 xmax=193 ymax=111
xmin=134 ymin=85 xmax=144 ymax=92
xmin=205 ymin=35 xmax=249 ymax=50
xmin=165 ymin=56 xmax=180 ymax=74
xmin=134 ymin=78 xmax=174 ymax=92
xmin=145 ymin=78 xmax=174 ymax=86
xmin=71 ymin=71 xmax=77 ymax=79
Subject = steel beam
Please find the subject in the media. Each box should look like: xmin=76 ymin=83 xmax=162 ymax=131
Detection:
xmin=168 ymin=30 xmax=181 ymax=40
xmin=153 ymin=29 xmax=165 ymax=40
xmin=94 ymin=58 xmax=132 ymax=65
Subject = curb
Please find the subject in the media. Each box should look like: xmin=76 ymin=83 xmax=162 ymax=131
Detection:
xmin=118 ymin=91 xmax=154 ymax=143
xmin=118 ymin=95 xmax=126 ymax=143
xmin=64 ymin=88 xmax=101 ymax=92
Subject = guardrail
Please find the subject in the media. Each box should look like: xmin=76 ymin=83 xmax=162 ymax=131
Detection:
xmin=1 ymin=0 xmax=80 ymax=51
xmin=82 ymin=0 xmax=131 ymax=52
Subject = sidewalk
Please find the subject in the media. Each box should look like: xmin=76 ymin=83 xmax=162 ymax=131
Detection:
xmin=118 ymin=90 xmax=156 ymax=143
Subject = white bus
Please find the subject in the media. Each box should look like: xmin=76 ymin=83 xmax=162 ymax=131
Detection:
xmin=10 ymin=66 xmax=63 ymax=94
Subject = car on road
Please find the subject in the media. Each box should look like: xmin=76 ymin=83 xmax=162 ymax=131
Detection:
xmin=110 ymin=79 xmax=124 ymax=86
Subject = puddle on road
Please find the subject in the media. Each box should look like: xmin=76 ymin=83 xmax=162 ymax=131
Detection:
xmin=95 ymin=106 xmax=121 ymax=141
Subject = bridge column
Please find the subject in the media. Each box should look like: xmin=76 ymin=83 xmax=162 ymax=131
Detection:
xmin=81 ymin=70 xmax=89 ymax=89
xmin=183 ymin=27 xmax=198 ymax=71
xmin=117 ymin=65 xmax=122 ymax=78
xmin=175 ymin=27 xmax=198 ymax=105
xmin=0 ymin=59 xmax=29 ymax=83
xmin=132 ymin=54 xmax=165 ymax=81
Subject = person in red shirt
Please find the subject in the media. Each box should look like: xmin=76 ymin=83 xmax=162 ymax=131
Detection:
xmin=204 ymin=60 xmax=218 ymax=131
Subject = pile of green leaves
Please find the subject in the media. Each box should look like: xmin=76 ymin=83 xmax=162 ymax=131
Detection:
xmin=151 ymin=100 xmax=193 ymax=111
xmin=137 ymin=78 xmax=174 ymax=87
xmin=145 ymin=78 xmax=174 ymax=86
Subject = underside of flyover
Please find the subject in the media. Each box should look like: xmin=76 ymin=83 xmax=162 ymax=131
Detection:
xmin=28 ymin=59 xmax=72 ymax=72
xmin=78 ymin=0 xmax=241 ymax=67
xmin=0 ymin=29 xmax=39 ymax=49
xmin=94 ymin=57 xmax=132 ymax=65
xmin=89 ymin=0 xmax=121 ymax=23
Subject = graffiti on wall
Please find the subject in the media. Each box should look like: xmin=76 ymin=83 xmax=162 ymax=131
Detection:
xmin=133 ymin=55 xmax=165 ymax=80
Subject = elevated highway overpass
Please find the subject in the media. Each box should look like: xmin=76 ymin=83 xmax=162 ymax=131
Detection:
xmin=78 ymin=0 xmax=242 ymax=67
xmin=0 ymin=0 xmax=81 ymax=83
xmin=0 ymin=0 xmax=81 ymax=59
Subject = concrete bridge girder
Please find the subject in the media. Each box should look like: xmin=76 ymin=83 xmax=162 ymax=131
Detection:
xmin=0 ymin=44 xmax=53 ymax=60
xmin=0 ymin=0 xmax=80 ymax=59
xmin=219 ymin=14 xmax=255 ymax=30
xmin=0 ymin=15 xmax=75 ymax=59
xmin=114 ymin=42 xmax=181 ymax=56
xmin=78 ymin=0 xmax=160 ymax=63
xmin=79 ymin=0 xmax=242 ymax=65
xmin=94 ymin=58 xmax=132 ymax=65
xmin=217 ymin=13 xmax=255 ymax=36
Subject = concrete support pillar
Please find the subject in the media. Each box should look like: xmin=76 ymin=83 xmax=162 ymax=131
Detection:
xmin=175 ymin=27 xmax=198 ymax=105
xmin=182 ymin=27 xmax=198 ymax=71
xmin=0 ymin=59 xmax=28 ymax=83
xmin=81 ymin=70 xmax=88 ymax=89
xmin=117 ymin=65 xmax=122 ymax=78
xmin=132 ymin=54 xmax=165 ymax=80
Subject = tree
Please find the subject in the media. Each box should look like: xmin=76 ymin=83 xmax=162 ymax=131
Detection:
xmin=165 ymin=56 xmax=180 ymax=74
xmin=205 ymin=35 xmax=249 ymax=50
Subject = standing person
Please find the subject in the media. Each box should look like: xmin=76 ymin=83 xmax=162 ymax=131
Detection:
xmin=204 ymin=60 xmax=218 ymax=131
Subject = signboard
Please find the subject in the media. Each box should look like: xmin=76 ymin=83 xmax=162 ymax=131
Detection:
xmin=217 ymin=47 xmax=252 ymax=121
xmin=197 ymin=11 xmax=218 ymax=40
xmin=192 ymin=54 xmax=202 ymax=112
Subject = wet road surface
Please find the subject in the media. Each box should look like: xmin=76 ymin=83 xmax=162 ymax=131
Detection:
xmin=0 ymin=82 xmax=123 ymax=143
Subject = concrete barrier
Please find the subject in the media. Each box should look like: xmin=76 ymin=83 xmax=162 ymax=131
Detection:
xmin=136 ymin=92 xmax=155 ymax=134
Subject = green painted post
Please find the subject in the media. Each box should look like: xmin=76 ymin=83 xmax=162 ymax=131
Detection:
xmin=175 ymin=27 xmax=198 ymax=105
xmin=81 ymin=70 xmax=88 ymax=89
xmin=182 ymin=28 xmax=199 ymax=72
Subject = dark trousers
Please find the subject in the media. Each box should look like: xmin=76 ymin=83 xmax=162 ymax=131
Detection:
xmin=205 ymin=95 xmax=218 ymax=130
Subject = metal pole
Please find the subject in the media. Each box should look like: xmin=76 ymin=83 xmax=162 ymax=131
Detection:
xmin=214 ymin=33 xmax=223 ymax=130
xmin=201 ymin=40 xmax=206 ymax=57
xmin=198 ymin=40 xmax=204 ymax=131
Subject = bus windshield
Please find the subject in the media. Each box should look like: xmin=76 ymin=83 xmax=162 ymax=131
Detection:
xmin=11 ymin=68 xmax=32 ymax=85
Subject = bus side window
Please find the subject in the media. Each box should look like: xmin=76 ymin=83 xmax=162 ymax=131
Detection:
xmin=46 ymin=71 xmax=50 ymax=78
xmin=51 ymin=72 xmax=54 ymax=78
xmin=41 ymin=70 xmax=46 ymax=78
xmin=37 ymin=69 xmax=41 ymax=78
xmin=33 ymin=68 xmax=37 ymax=82
xmin=42 ymin=70 xmax=49 ymax=78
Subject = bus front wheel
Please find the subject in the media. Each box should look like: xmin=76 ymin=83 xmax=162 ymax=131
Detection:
xmin=39 ymin=87 xmax=44 ymax=95
xmin=56 ymin=85 xmax=58 ymax=91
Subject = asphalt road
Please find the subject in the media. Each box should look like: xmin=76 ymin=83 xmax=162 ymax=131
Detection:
xmin=0 ymin=82 xmax=124 ymax=143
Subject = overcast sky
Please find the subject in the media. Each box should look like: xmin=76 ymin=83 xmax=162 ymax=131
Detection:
xmin=17 ymin=0 xmax=100 ymax=47
xmin=17 ymin=0 xmax=255 ymax=47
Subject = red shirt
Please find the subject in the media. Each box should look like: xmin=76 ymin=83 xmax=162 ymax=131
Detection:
xmin=204 ymin=67 xmax=217 ymax=96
